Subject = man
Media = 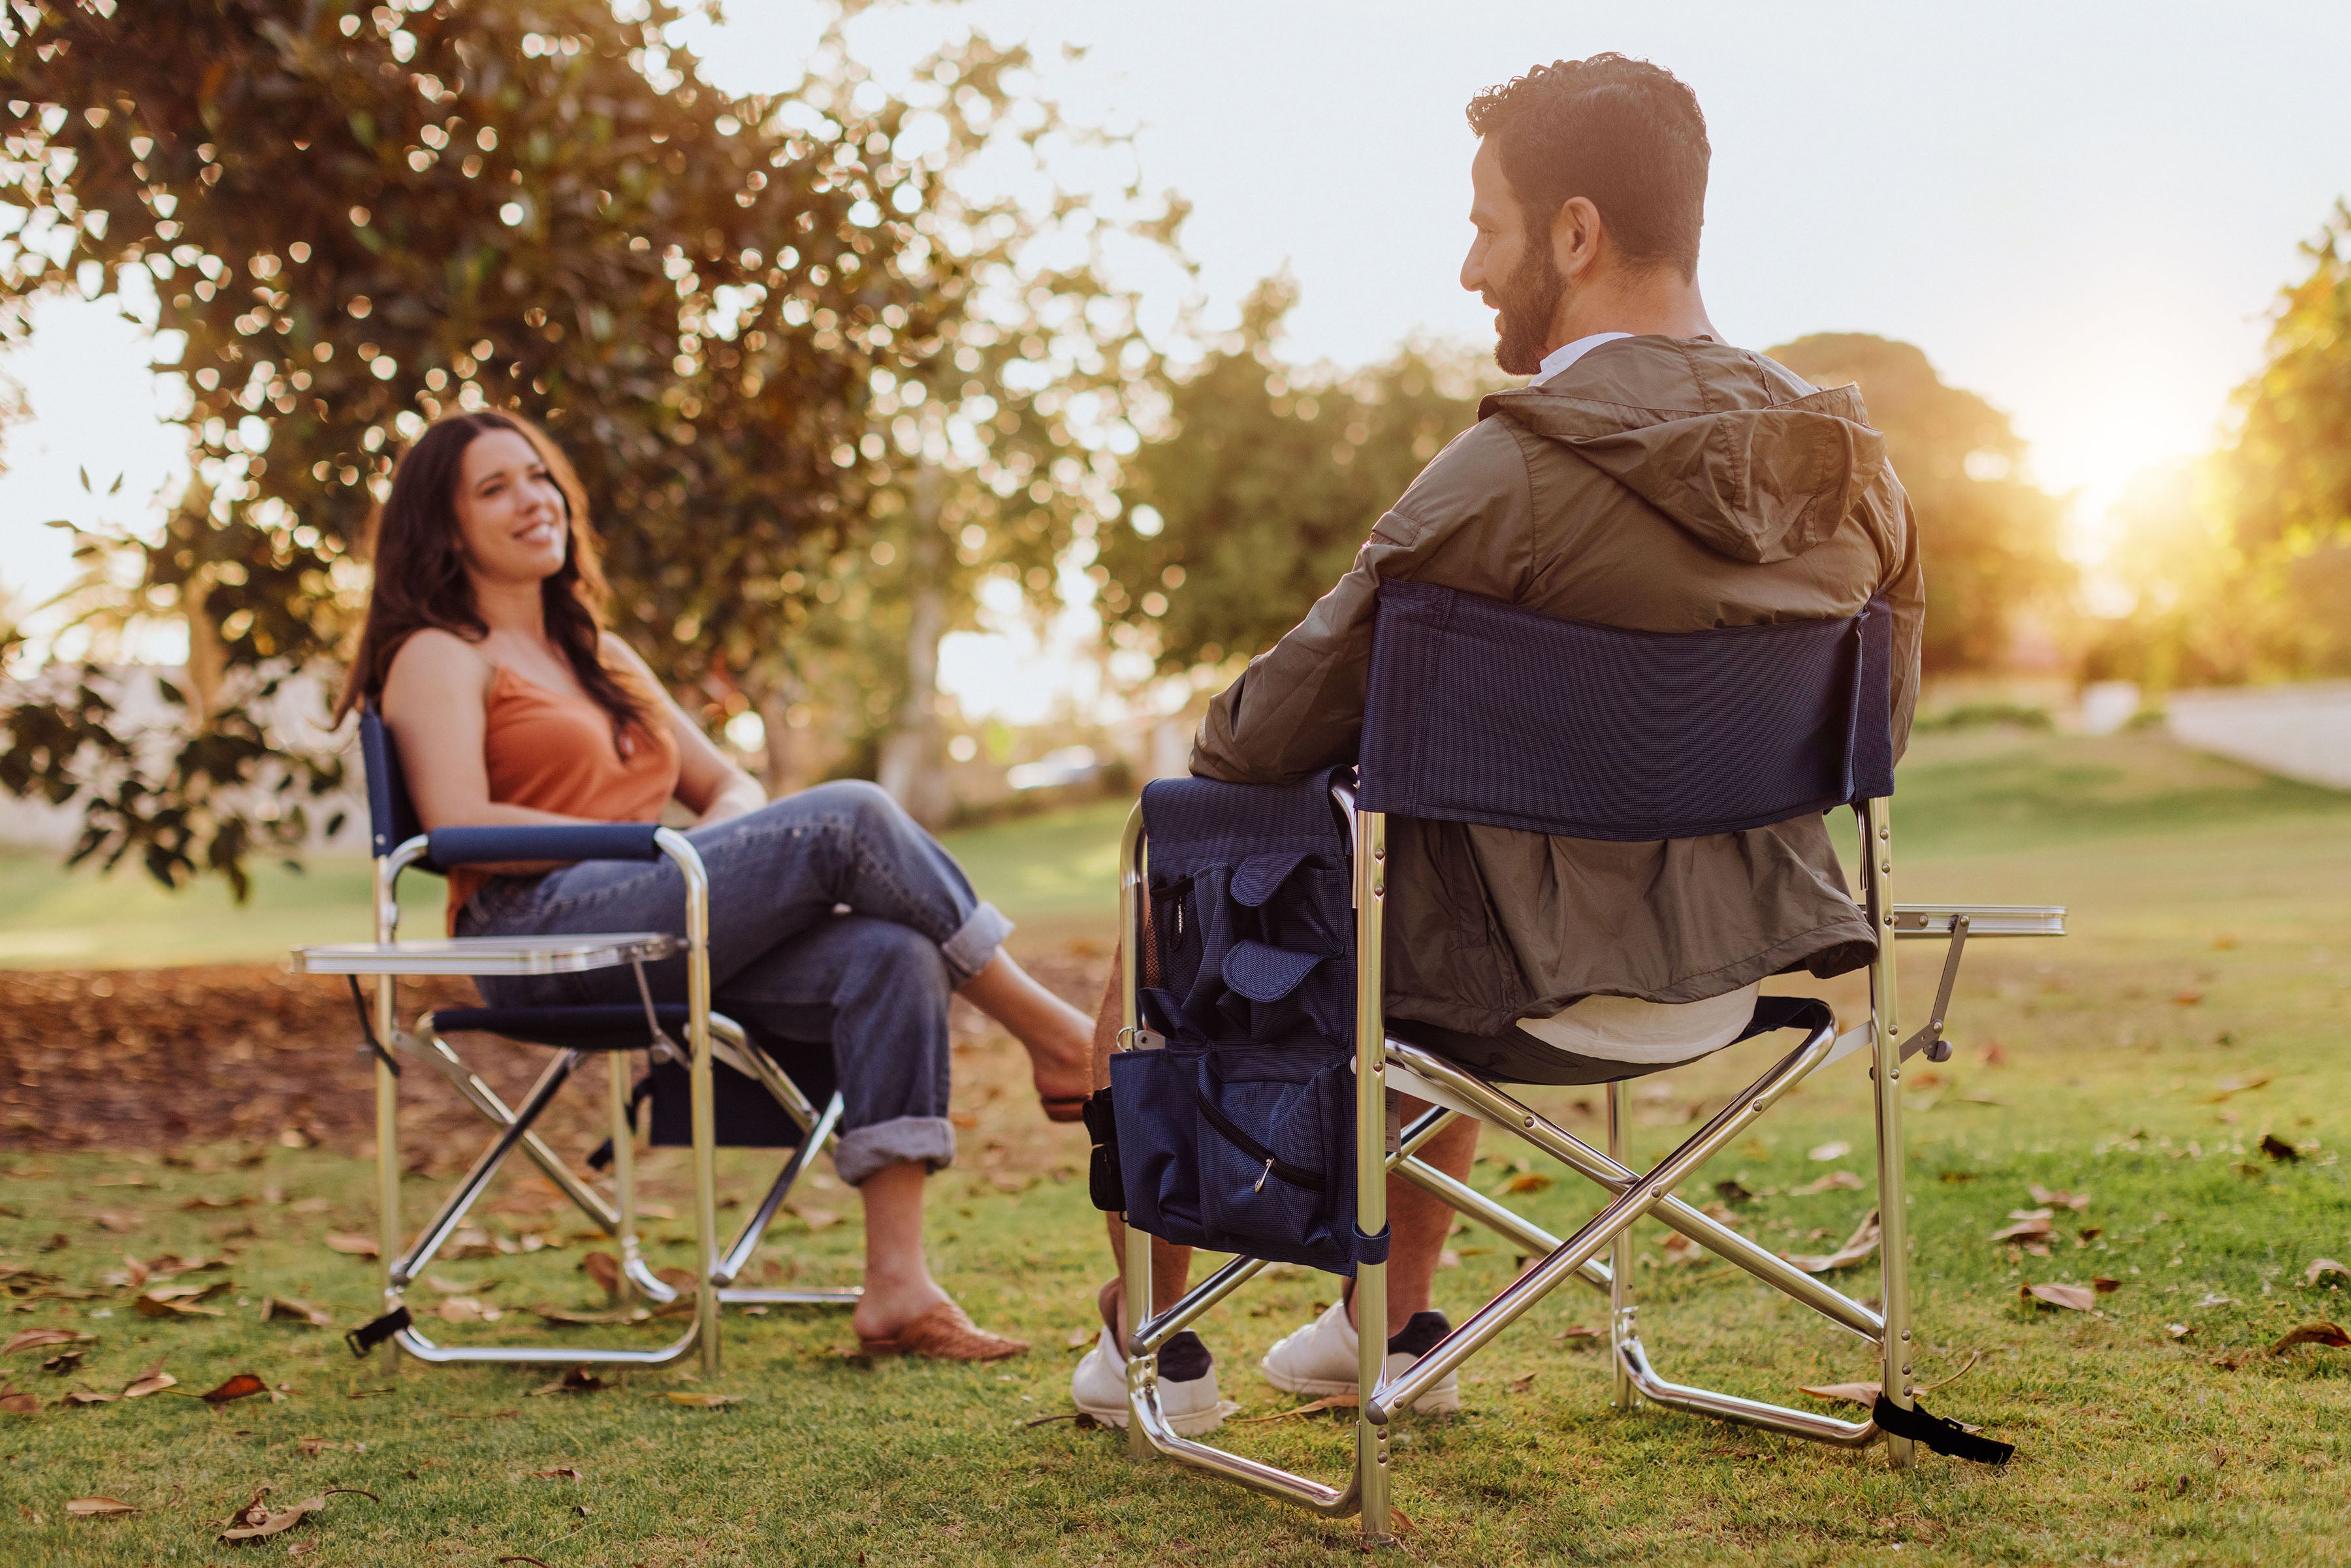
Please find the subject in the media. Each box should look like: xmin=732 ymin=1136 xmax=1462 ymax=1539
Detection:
xmin=1072 ymin=54 xmax=1924 ymax=1433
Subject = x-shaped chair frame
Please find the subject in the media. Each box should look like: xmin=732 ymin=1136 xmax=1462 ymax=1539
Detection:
xmin=1113 ymin=786 xmax=2063 ymax=1546
xmin=294 ymin=827 xmax=861 ymax=1376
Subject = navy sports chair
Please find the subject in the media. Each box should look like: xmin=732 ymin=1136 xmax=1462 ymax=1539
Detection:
xmin=290 ymin=711 xmax=857 ymax=1373
xmin=1110 ymin=581 xmax=2064 ymax=1544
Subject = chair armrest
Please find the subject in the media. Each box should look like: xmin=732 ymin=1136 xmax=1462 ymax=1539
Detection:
xmin=427 ymin=823 xmax=664 ymax=867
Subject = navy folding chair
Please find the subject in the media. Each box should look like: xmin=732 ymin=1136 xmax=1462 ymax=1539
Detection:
xmin=289 ymin=711 xmax=857 ymax=1373
xmin=1112 ymin=580 xmax=2064 ymax=1544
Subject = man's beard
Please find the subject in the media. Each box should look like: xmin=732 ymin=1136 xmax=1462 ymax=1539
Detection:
xmin=1492 ymin=240 xmax=1565 ymax=377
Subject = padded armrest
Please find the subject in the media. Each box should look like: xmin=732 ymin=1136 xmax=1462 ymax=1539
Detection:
xmin=427 ymin=823 xmax=664 ymax=867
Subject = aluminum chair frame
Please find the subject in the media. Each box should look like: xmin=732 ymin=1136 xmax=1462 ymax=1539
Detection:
xmin=293 ymin=726 xmax=859 ymax=1375
xmin=1112 ymin=786 xmax=2063 ymax=1546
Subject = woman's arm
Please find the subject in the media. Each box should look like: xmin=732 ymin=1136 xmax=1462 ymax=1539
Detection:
xmin=603 ymin=635 xmax=767 ymax=827
xmin=378 ymin=628 xmax=599 ymax=832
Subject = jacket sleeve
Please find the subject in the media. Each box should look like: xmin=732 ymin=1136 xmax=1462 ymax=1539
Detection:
xmin=1191 ymin=419 xmax=1534 ymax=786
xmin=1878 ymin=472 xmax=1927 ymax=763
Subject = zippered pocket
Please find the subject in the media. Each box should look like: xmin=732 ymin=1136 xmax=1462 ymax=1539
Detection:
xmin=1196 ymin=1088 xmax=1326 ymax=1192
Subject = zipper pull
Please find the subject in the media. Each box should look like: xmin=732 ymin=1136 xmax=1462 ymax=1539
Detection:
xmin=1174 ymin=898 xmax=1185 ymax=945
xmin=1254 ymin=1157 xmax=1274 ymax=1194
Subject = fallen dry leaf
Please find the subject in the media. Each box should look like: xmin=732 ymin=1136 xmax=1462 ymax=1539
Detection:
xmin=436 ymin=1296 xmax=497 ymax=1324
xmin=1234 ymin=1392 xmax=1357 ymax=1424
xmin=1492 ymin=1171 xmax=1553 ymax=1196
xmin=2173 ymin=989 xmax=2204 ymax=1006
xmin=795 ymin=1207 xmax=842 ymax=1232
xmin=1798 ymin=1380 xmax=1881 ymax=1407
xmin=216 ymin=1486 xmax=375 ymax=1543
xmin=532 ymin=1466 xmax=583 ymax=1481
xmin=1782 ymin=1210 xmax=1881 ymax=1273
xmin=199 ymin=1373 xmax=270 ymax=1405
xmin=136 ymin=1288 xmax=227 ymax=1320
xmin=2021 ymin=1282 xmax=2098 ymax=1312
xmin=1712 ymin=1178 xmax=1755 ymax=1204
xmin=2028 ymin=1183 xmax=2090 ymax=1211
xmin=263 ymin=1297 xmax=334 ymax=1329
xmin=2212 ymin=1072 xmax=2269 ymax=1097
xmin=2166 ymin=1322 xmax=2195 ymax=1339
xmin=323 ymin=1233 xmax=380 ymax=1259
xmin=2092 ymin=1277 xmax=2124 ymax=1294
xmin=2260 ymin=1134 xmax=2301 ymax=1163
xmin=91 ymin=1212 xmax=140 ymax=1234
xmin=1 ymin=1384 xmax=38 ymax=1416
xmin=2268 ymin=1322 xmax=2350 ymax=1355
xmin=2305 ymin=1258 xmax=2350 ymax=1288
xmin=581 ymin=1251 xmax=622 ymax=1301
xmin=298 ymin=1438 xmax=342 ymax=1456
xmin=121 ymin=1362 xmax=177 ymax=1398
xmin=1659 ymin=1232 xmax=1699 ymax=1266
xmin=289 ymin=1197 xmax=333 ymax=1215
xmin=4 ymin=1328 xmax=94 ymax=1356
xmin=1554 ymin=1325 xmax=1601 ymax=1344
xmin=1989 ymin=1213 xmax=2055 ymax=1243
xmin=2197 ymin=1293 xmax=2237 ymax=1308
xmin=1064 ymin=1326 xmax=1093 ymax=1350
xmin=1807 ymin=1140 xmax=1851 ymax=1162
xmin=59 ymin=1389 xmax=118 ymax=1405
xmin=1506 ymin=1371 xmax=1537 ymax=1394
xmin=66 ymin=1496 xmax=139 ymax=1517
xmin=528 ymin=1366 xmax=607 ymax=1397
xmin=42 ymin=1348 xmax=87 ymax=1373
xmin=1791 ymin=1170 xmax=1864 ymax=1196
xmin=180 ymin=1194 xmax=251 ymax=1211
xmin=664 ymin=1392 xmax=743 ymax=1408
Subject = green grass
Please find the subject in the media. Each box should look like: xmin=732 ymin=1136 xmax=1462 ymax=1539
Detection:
xmin=3 ymin=733 xmax=2350 ymax=1563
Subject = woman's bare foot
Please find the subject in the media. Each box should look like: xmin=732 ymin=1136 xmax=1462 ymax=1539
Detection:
xmin=961 ymin=952 xmax=1095 ymax=1118
xmin=850 ymin=1160 xmax=956 ymax=1341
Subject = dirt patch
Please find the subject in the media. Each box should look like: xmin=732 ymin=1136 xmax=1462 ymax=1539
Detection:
xmin=0 ymin=942 xmax=1112 ymax=1177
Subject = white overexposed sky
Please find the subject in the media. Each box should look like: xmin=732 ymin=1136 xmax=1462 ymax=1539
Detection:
xmin=5 ymin=1 xmax=2348 ymax=704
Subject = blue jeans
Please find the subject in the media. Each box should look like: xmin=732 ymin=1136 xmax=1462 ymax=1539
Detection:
xmin=456 ymin=780 xmax=1012 ymax=1186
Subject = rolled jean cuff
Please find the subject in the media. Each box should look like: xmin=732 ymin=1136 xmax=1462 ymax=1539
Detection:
xmin=939 ymin=901 xmax=1014 ymax=987
xmin=834 ymin=1115 xmax=957 ymax=1187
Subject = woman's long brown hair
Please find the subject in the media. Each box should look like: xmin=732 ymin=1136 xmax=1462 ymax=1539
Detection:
xmin=335 ymin=411 xmax=650 ymax=749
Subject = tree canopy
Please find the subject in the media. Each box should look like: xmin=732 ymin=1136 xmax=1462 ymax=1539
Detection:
xmin=1766 ymin=333 xmax=2071 ymax=674
xmin=1095 ymin=276 xmax=1486 ymax=677
xmin=0 ymin=0 xmax=1163 ymax=888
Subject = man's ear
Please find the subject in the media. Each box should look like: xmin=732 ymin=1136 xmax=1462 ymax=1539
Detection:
xmin=1550 ymin=195 xmax=1605 ymax=281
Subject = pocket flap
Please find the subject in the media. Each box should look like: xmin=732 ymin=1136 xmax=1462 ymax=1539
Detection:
xmin=1222 ymin=939 xmax=1324 ymax=1002
xmin=1230 ymin=851 xmax=1311 ymax=907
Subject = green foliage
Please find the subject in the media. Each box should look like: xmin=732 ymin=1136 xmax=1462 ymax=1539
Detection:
xmin=2087 ymin=204 xmax=2351 ymax=690
xmin=0 ymin=0 xmax=1164 ymax=889
xmin=1095 ymin=275 xmax=1490 ymax=673
xmin=1910 ymin=700 xmax=2054 ymax=735
xmin=1768 ymin=332 xmax=2073 ymax=674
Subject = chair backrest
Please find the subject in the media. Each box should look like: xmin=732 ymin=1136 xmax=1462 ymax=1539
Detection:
xmin=1356 ymin=580 xmax=1893 ymax=840
xmin=359 ymin=707 xmax=426 ymax=863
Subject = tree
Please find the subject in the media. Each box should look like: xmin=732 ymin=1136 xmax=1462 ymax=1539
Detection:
xmin=0 ymin=0 xmax=1164 ymax=885
xmin=1095 ymin=276 xmax=1487 ymax=676
xmin=2205 ymin=199 xmax=2351 ymax=679
xmin=1767 ymin=334 xmax=2071 ymax=674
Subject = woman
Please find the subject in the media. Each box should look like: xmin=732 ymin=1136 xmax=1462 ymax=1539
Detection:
xmin=340 ymin=410 xmax=1095 ymax=1361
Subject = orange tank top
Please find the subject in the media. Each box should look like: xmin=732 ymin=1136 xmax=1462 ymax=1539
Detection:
xmin=447 ymin=664 xmax=682 ymax=931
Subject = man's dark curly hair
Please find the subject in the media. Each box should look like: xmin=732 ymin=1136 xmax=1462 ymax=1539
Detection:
xmin=1465 ymin=55 xmax=1710 ymax=278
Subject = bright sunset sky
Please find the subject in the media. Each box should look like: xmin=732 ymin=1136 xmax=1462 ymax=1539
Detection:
xmin=4 ymin=1 xmax=2348 ymax=712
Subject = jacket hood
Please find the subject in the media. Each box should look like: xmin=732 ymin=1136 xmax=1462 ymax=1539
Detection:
xmin=1479 ymin=337 xmax=1887 ymax=565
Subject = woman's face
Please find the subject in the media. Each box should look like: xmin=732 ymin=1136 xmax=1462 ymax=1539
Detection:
xmin=452 ymin=428 xmax=568 ymax=586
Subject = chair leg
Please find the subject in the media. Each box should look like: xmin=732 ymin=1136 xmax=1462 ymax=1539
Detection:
xmin=374 ymin=972 xmax=402 ymax=1376
xmin=1862 ymin=795 xmax=1915 ymax=1469
xmin=609 ymin=1051 xmax=639 ymax=1307
xmin=1606 ymin=1078 xmax=1635 ymax=1411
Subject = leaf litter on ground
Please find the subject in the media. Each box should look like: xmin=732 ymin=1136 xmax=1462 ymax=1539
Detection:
xmin=1782 ymin=1209 xmax=1880 ymax=1273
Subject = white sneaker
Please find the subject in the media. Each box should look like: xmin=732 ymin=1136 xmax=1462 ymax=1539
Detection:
xmin=1072 ymin=1326 xmax=1226 ymax=1436
xmin=1260 ymin=1298 xmax=1462 ymax=1415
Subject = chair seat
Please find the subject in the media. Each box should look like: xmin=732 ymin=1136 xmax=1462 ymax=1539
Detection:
xmin=430 ymin=1004 xmax=690 ymax=1052
xmin=292 ymin=933 xmax=682 ymax=977
xmin=1390 ymin=995 xmax=1836 ymax=1087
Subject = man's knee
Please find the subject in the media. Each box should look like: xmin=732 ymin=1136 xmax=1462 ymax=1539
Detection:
xmin=803 ymin=776 xmax=902 ymax=830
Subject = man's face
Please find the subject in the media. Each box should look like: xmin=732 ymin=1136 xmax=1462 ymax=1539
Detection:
xmin=1461 ymin=137 xmax=1564 ymax=377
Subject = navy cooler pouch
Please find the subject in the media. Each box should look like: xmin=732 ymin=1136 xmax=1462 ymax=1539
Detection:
xmin=1113 ymin=766 xmax=1367 ymax=1275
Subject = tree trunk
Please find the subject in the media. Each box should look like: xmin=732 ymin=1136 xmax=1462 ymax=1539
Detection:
xmin=876 ymin=469 xmax=953 ymax=829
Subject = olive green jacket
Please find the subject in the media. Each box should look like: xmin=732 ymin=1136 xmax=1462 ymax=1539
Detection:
xmin=1191 ymin=335 xmax=1925 ymax=1037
